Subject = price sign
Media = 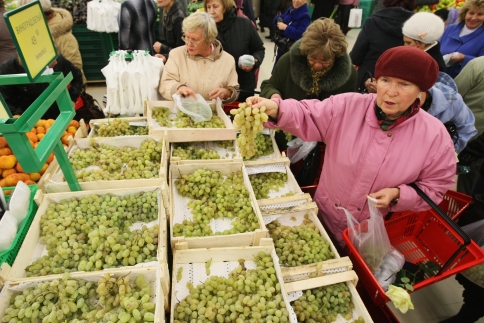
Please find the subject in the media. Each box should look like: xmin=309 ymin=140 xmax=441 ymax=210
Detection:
xmin=4 ymin=0 xmax=57 ymax=82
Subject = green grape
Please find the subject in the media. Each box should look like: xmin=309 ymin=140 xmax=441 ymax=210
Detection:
xmin=174 ymin=111 xmax=225 ymax=128
xmin=249 ymin=172 xmax=287 ymax=199
xmin=95 ymin=118 xmax=148 ymax=137
xmin=152 ymin=106 xmax=173 ymax=127
xmin=242 ymin=133 xmax=274 ymax=161
xmin=230 ymin=102 xmax=269 ymax=159
xmin=268 ymin=214 xmax=336 ymax=266
xmin=177 ymin=267 xmax=183 ymax=281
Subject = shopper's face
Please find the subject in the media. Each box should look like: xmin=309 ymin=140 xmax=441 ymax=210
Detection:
xmin=292 ymin=0 xmax=307 ymax=9
xmin=403 ymin=36 xmax=428 ymax=50
xmin=307 ymin=55 xmax=333 ymax=71
xmin=376 ymin=76 xmax=421 ymax=120
xmin=465 ymin=7 xmax=484 ymax=29
xmin=157 ymin=0 xmax=174 ymax=8
xmin=184 ymin=28 xmax=209 ymax=56
xmin=206 ymin=0 xmax=225 ymax=23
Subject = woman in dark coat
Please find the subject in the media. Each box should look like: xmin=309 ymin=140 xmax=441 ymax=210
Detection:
xmin=153 ymin=0 xmax=186 ymax=62
xmin=205 ymin=0 xmax=265 ymax=101
xmin=349 ymin=0 xmax=415 ymax=91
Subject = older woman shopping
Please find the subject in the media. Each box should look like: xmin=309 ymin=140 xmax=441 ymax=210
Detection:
xmin=159 ymin=12 xmax=239 ymax=103
xmin=440 ymin=0 xmax=484 ymax=78
xmin=247 ymin=46 xmax=456 ymax=249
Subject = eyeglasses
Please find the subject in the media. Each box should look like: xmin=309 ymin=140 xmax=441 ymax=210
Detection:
xmin=377 ymin=78 xmax=416 ymax=92
xmin=307 ymin=56 xmax=333 ymax=67
xmin=181 ymin=35 xmax=204 ymax=47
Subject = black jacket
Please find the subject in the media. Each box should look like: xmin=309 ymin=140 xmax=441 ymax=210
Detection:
xmin=426 ymin=42 xmax=447 ymax=73
xmin=0 ymin=54 xmax=83 ymax=119
xmin=459 ymin=133 xmax=484 ymax=173
xmin=349 ymin=7 xmax=414 ymax=88
xmin=216 ymin=8 xmax=265 ymax=96
xmin=118 ymin=0 xmax=157 ymax=55
xmin=158 ymin=1 xmax=186 ymax=58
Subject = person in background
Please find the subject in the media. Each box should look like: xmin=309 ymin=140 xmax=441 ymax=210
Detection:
xmin=434 ymin=8 xmax=449 ymax=23
xmin=335 ymin=0 xmax=359 ymax=35
xmin=19 ymin=0 xmax=86 ymax=85
xmin=350 ymin=0 xmax=415 ymax=92
xmin=205 ymin=0 xmax=265 ymax=101
xmin=0 ymin=0 xmax=16 ymax=67
xmin=261 ymin=0 xmax=281 ymax=40
xmin=439 ymin=0 xmax=484 ymax=78
xmin=0 ymin=54 xmax=83 ymax=119
xmin=118 ymin=0 xmax=157 ymax=55
xmin=458 ymin=132 xmax=484 ymax=195
xmin=455 ymin=56 xmax=484 ymax=194
xmin=247 ymin=46 xmax=456 ymax=249
xmin=159 ymin=12 xmax=239 ymax=103
xmin=311 ymin=0 xmax=338 ymax=21
xmin=272 ymin=0 xmax=310 ymax=68
xmin=153 ymin=0 xmax=186 ymax=63
xmin=402 ymin=12 xmax=446 ymax=72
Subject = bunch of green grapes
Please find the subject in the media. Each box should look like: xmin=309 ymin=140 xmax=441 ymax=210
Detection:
xmin=69 ymin=138 xmax=163 ymax=182
xmin=249 ymin=172 xmax=287 ymax=199
xmin=231 ymin=103 xmax=269 ymax=159
xmin=173 ymin=168 xmax=259 ymax=237
xmin=174 ymin=112 xmax=225 ymax=128
xmin=1 ymin=273 xmax=156 ymax=323
xmin=268 ymin=215 xmax=335 ymax=266
xmin=152 ymin=106 xmax=173 ymax=127
xmin=173 ymin=143 xmax=220 ymax=160
xmin=242 ymin=133 xmax=274 ymax=160
xmin=26 ymin=192 xmax=159 ymax=277
xmin=291 ymin=283 xmax=365 ymax=323
xmin=173 ymin=252 xmax=290 ymax=323
xmin=215 ymin=140 xmax=236 ymax=151
xmin=95 ymin=119 xmax=148 ymax=137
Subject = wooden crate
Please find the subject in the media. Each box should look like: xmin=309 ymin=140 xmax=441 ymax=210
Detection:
xmin=146 ymin=100 xmax=236 ymax=142
xmin=8 ymin=186 xmax=168 ymax=285
xmin=169 ymin=162 xmax=268 ymax=250
xmin=170 ymin=139 xmax=241 ymax=165
xmin=88 ymin=117 xmax=149 ymax=138
xmin=41 ymin=135 xmax=166 ymax=193
xmin=170 ymin=240 xmax=297 ymax=323
xmin=0 ymin=266 xmax=166 ymax=322
xmin=245 ymin=157 xmax=302 ymax=201
xmin=74 ymin=119 xmax=89 ymax=139
xmin=284 ymin=270 xmax=373 ymax=323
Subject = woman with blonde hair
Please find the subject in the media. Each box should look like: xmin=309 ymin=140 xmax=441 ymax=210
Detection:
xmin=159 ymin=12 xmax=239 ymax=103
xmin=440 ymin=0 xmax=484 ymax=78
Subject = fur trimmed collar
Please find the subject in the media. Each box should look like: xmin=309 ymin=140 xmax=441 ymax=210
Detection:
xmin=48 ymin=8 xmax=74 ymax=40
xmin=289 ymin=39 xmax=354 ymax=93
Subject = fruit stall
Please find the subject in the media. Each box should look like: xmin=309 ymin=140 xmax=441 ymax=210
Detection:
xmin=416 ymin=0 xmax=466 ymax=13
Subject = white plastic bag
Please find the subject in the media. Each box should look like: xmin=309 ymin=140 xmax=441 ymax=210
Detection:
xmin=342 ymin=196 xmax=393 ymax=273
xmin=286 ymin=138 xmax=317 ymax=164
xmin=374 ymin=247 xmax=405 ymax=291
xmin=348 ymin=8 xmax=363 ymax=28
xmin=238 ymin=55 xmax=255 ymax=69
xmin=461 ymin=219 xmax=484 ymax=287
xmin=173 ymin=94 xmax=212 ymax=123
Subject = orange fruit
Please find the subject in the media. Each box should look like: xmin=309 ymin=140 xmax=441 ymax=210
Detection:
xmin=0 ymin=147 xmax=12 ymax=156
xmin=67 ymin=126 xmax=77 ymax=135
xmin=36 ymin=126 xmax=46 ymax=134
xmin=16 ymin=162 xmax=23 ymax=173
xmin=39 ymin=163 xmax=48 ymax=175
xmin=0 ymin=155 xmax=17 ymax=169
xmin=33 ymin=142 xmax=40 ymax=148
xmin=24 ymin=180 xmax=36 ymax=185
xmin=0 ymin=137 xmax=7 ymax=148
xmin=12 ymin=115 xmax=21 ymax=118
xmin=2 ymin=168 xmax=16 ymax=178
xmin=37 ymin=133 xmax=45 ymax=141
xmin=30 ymin=128 xmax=37 ymax=134
xmin=61 ymin=133 xmax=74 ymax=145
xmin=29 ymin=172 xmax=41 ymax=182
xmin=47 ymin=119 xmax=55 ymax=126
xmin=69 ymin=120 xmax=80 ymax=128
xmin=46 ymin=152 xmax=54 ymax=164
xmin=35 ymin=120 xmax=45 ymax=128
xmin=26 ymin=132 xmax=38 ymax=143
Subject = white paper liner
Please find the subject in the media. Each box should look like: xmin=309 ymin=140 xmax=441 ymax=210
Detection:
xmin=171 ymin=140 xmax=239 ymax=160
xmin=259 ymin=199 xmax=307 ymax=210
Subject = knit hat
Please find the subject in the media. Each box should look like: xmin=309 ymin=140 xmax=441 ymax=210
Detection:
xmin=402 ymin=12 xmax=445 ymax=44
xmin=374 ymin=46 xmax=439 ymax=91
xmin=18 ymin=0 xmax=51 ymax=12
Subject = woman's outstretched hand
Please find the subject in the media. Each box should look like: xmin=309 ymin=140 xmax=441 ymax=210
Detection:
xmin=246 ymin=97 xmax=280 ymax=119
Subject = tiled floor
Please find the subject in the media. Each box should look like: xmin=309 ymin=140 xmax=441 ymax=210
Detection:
xmin=85 ymin=26 xmax=482 ymax=323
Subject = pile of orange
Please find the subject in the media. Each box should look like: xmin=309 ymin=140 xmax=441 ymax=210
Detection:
xmin=0 ymin=119 xmax=82 ymax=187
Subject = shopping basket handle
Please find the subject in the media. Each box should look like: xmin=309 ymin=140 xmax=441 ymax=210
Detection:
xmin=409 ymin=183 xmax=471 ymax=275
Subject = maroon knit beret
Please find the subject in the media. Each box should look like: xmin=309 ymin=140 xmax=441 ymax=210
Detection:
xmin=374 ymin=46 xmax=439 ymax=91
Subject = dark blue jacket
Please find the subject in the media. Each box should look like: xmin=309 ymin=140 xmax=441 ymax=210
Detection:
xmin=440 ymin=22 xmax=484 ymax=78
xmin=274 ymin=4 xmax=310 ymax=41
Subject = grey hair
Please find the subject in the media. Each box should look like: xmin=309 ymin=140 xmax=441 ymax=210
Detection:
xmin=182 ymin=12 xmax=218 ymax=44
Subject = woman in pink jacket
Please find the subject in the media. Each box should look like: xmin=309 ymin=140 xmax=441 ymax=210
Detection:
xmin=248 ymin=46 xmax=456 ymax=249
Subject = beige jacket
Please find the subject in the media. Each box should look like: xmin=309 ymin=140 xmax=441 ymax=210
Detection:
xmin=159 ymin=40 xmax=239 ymax=103
xmin=49 ymin=8 xmax=86 ymax=84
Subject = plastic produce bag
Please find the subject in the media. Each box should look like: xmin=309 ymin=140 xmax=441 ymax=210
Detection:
xmin=286 ymin=138 xmax=317 ymax=164
xmin=341 ymin=196 xmax=392 ymax=273
xmin=173 ymin=93 xmax=212 ymax=123
xmin=374 ymin=247 xmax=405 ymax=291
xmin=461 ymin=219 xmax=484 ymax=287
xmin=238 ymin=55 xmax=255 ymax=69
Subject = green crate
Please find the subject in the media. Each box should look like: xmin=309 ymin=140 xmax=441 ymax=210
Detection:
xmin=359 ymin=0 xmax=374 ymax=25
xmin=0 ymin=185 xmax=39 ymax=267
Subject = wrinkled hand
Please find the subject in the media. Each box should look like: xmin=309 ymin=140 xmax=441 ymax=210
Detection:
xmin=154 ymin=54 xmax=166 ymax=63
xmin=246 ymin=96 xmax=279 ymax=119
xmin=277 ymin=22 xmax=287 ymax=30
xmin=177 ymin=85 xmax=197 ymax=100
xmin=450 ymin=52 xmax=465 ymax=63
xmin=153 ymin=41 xmax=162 ymax=53
xmin=368 ymin=187 xmax=400 ymax=208
xmin=365 ymin=78 xmax=377 ymax=93
xmin=208 ymin=88 xmax=231 ymax=100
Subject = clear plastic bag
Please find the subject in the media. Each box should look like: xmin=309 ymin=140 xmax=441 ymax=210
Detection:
xmin=286 ymin=138 xmax=317 ymax=164
xmin=238 ymin=55 xmax=255 ymax=69
xmin=461 ymin=219 xmax=484 ymax=287
xmin=341 ymin=196 xmax=393 ymax=273
xmin=374 ymin=247 xmax=405 ymax=291
xmin=173 ymin=93 xmax=212 ymax=123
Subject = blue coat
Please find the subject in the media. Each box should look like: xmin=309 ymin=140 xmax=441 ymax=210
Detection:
xmin=440 ymin=22 xmax=484 ymax=78
xmin=274 ymin=5 xmax=311 ymax=41
xmin=427 ymin=72 xmax=477 ymax=153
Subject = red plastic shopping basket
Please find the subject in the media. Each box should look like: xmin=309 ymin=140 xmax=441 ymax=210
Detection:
xmin=343 ymin=184 xmax=484 ymax=306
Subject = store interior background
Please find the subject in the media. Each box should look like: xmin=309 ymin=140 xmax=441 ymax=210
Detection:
xmin=87 ymin=27 xmax=481 ymax=323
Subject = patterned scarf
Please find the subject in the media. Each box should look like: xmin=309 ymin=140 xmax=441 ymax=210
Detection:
xmin=375 ymin=99 xmax=420 ymax=131
xmin=306 ymin=61 xmax=334 ymax=97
